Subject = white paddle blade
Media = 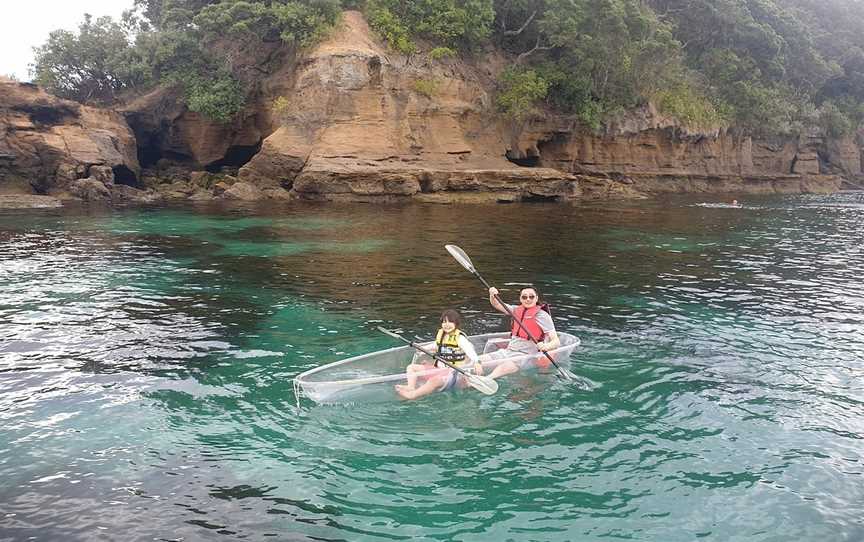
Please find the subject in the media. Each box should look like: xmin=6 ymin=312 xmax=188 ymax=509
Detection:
xmin=445 ymin=244 xmax=475 ymax=273
xmin=376 ymin=326 xmax=402 ymax=340
xmin=560 ymin=368 xmax=579 ymax=381
xmin=468 ymin=375 xmax=498 ymax=395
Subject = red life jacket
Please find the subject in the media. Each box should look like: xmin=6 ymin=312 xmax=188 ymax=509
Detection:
xmin=511 ymin=305 xmax=546 ymax=341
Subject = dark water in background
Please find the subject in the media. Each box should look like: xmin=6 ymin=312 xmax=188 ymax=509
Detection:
xmin=1 ymin=194 xmax=862 ymax=541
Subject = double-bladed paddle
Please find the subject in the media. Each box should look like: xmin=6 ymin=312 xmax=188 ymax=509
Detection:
xmin=377 ymin=326 xmax=498 ymax=396
xmin=444 ymin=244 xmax=580 ymax=382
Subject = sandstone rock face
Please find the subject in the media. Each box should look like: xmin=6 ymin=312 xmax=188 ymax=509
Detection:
xmin=238 ymin=11 xmax=579 ymax=202
xmin=222 ymin=181 xmax=265 ymax=201
xmin=5 ymin=10 xmax=862 ymax=206
xmin=0 ymin=79 xmax=140 ymax=198
xmin=119 ymin=86 xmax=268 ymax=170
xmin=824 ymin=132 xmax=862 ymax=179
xmin=111 ymin=184 xmax=162 ymax=204
xmin=69 ymin=178 xmax=112 ymax=201
xmin=231 ymin=12 xmax=858 ymax=201
xmin=520 ymin=103 xmax=860 ymax=196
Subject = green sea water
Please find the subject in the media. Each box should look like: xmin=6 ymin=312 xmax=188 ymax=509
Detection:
xmin=1 ymin=195 xmax=862 ymax=541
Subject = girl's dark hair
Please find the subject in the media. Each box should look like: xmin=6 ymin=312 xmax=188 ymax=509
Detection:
xmin=440 ymin=309 xmax=462 ymax=328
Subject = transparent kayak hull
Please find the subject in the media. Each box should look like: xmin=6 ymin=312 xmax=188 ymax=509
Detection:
xmin=294 ymin=332 xmax=581 ymax=404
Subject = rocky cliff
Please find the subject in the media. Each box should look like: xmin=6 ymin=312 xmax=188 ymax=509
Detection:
xmin=0 ymin=77 xmax=141 ymax=204
xmin=522 ymin=103 xmax=860 ymax=195
xmin=1 ymin=11 xmax=861 ymax=206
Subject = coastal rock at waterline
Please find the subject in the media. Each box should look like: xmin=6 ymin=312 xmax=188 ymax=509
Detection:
xmin=824 ymin=135 xmax=862 ymax=177
xmin=222 ymin=181 xmax=265 ymax=201
xmin=88 ymin=165 xmax=115 ymax=185
xmin=119 ymin=86 xmax=267 ymax=170
xmin=797 ymin=174 xmax=844 ymax=193
xmin=233 ymin=11 xmax=857 ymax=201
xmin=611 ymin=172 xmax=843 ymax=195
xmin=0 ymin=78 xmax=140 ymax=197
xmin=0 ymin=194 xmax=63 ymax=209
xmin=291 ymin=170 xmax=421 ymax=201
xmin=146 ymin=176 xmax=290 ymax=201
xmin=69 ymin=178 xmax=112 ymax=201
xmin=519 ymin=104 xmax=861 ymax=194
xmin=159 ymin=180 xmax=195 ymax=199
xmin=56 ymin=176 xmax=163 ymax=204
xmin=238 ymin=126 xmax=310 ymax=189
xmin=291 ymin=160 xmax=581 ymax=202
xmin=111 ymin=184 xmax=162 ymax=204
xmin=238 ymin=11 xmax=585 ymax=202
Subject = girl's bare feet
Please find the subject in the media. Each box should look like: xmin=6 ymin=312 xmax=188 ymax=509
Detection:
xmin=394 ymin=384 xmax=414 ymax=399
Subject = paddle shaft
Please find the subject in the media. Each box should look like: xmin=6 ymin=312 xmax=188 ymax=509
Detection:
xmin=472 ymin=271 xmax=569 ymax=376
xmin=390 ymin=333 xmax=477 ymax=380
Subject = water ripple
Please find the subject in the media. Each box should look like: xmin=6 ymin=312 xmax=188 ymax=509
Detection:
xmin=1 ymin=196 xmax=864 ymax=540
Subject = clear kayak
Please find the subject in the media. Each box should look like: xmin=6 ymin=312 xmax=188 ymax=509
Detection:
xmin=293 ymin=332 xmax=581 ymax=404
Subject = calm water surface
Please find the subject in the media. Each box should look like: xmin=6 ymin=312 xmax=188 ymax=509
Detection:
xmin=1 ymin=194 xmax=863 ymax=541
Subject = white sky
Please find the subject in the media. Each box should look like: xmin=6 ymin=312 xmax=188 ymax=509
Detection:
xmin=0 ymin=1 xmax=135 ymax=81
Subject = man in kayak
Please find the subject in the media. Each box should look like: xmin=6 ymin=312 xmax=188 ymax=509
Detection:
xmin=395 ymin=309 xmax=482 ymax=400
xmin=481 ymin=286 xmax=560 ymax=380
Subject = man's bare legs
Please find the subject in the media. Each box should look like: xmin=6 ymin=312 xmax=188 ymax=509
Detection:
xmin=487 ymin=359 xmax=519 ymax=380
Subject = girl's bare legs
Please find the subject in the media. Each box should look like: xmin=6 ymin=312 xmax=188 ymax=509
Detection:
xmin=406 ymin=364 xmax=425 ymax=388
xmin=395 ymin=363 xmax=431 ymax=394
xmin=396 ymin=374 xmax=446 ymax=400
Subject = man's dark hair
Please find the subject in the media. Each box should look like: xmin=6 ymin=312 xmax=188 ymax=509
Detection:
xmin=520 ymin=286 xmax=540 ymax=298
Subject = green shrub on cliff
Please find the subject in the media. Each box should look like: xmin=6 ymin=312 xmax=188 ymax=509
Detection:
xmin=272 ymin=96 xmax=291 ymax=117
xmin=366 ymin=0 xmax=494 ymax=53
xmin=495 ymin=67 xmax=550 ymax=123
xmin=366 ymin=2 xmax=417 ymax=55
xmin=193 ymin=0 xmax=342 ymax=46
xmin=653 ymin=84 xmax=729 ymax=130
xmin=817 ymin=100 xmax=862 ymax=139
xmin=166 ymin=70 xmax=245 ymax=123
xmin=490 ymin=0 xmax=698 ymax=130
xmin=412 ymin=78 xmax=440 ymax=97
xmin=429 ymin=47 xmax=457 ymax=60
xmin=534 ymin=64 xmax=605 ymax=130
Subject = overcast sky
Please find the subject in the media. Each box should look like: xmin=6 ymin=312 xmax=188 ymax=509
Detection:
xmin=0 ymin=1 xmax=135 ymax=81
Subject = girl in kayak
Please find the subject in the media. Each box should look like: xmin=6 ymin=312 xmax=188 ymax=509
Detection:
xmin=481 ymin=286 xmax=560 ymax=380
xmin=395 ymin=309 xmax=481 ymax=400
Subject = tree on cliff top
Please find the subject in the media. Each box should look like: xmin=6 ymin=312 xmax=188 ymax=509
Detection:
xmin=29 ymin=0 xmax=864 ymax=135
xmin=647 ymin=0 xmax=858 ymax=136
xmin=31 ymin=13 xmax=151 ymax=103
xmin=31 ymin=0 xmax=342 ymax=122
